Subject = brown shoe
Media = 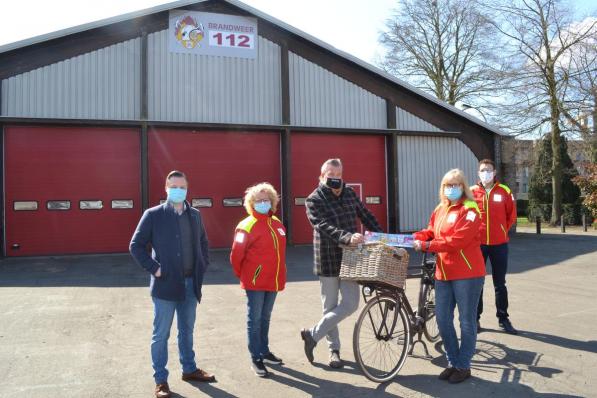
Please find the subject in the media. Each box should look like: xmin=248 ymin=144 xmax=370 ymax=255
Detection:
xmin=155 ymin=382 xmax=171 ymax=398
xmin=448 ymin=368 xmax=471 ymax=384
xmin=438 ymin=367 xmax=456 ymax=380
xmin=182 ymin=368 xmax=216 ymax=382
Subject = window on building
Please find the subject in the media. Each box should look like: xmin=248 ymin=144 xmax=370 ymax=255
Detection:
xmin=80 ymin=200 xmax=103 ymax=210
xmin=112 ymin=200 xmax=134 ymax=209
xmin=14 ymin=201 xmax=38 ymax=211
xmin=47 ymin=200 xmax=71 ymax=210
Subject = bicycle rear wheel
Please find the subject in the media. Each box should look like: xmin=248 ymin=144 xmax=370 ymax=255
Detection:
xmin=422 ymin=283 xmax=440 ymax=342
xmin=353 ymin=295 xmax=410 ymax=383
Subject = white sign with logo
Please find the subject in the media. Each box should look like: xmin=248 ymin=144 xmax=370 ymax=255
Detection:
xmin=168 ymin=10 xmax=258 ymax=59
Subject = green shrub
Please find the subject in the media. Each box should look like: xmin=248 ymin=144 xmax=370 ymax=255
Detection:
xmin=527 ymin=203 xmax=550 ymax=222
xmin=528 ymin=203 xmax=593 ymax=225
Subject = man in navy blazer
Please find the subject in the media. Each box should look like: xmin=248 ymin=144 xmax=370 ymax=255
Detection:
xmin=130 ymin=170 xmax=215 ymax=398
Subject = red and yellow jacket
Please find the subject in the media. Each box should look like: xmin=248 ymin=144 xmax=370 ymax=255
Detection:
xmin=414 ymin=199 xmax=486 ymax=281
xmin=230 ymin=210 xmax=287 ymax=291
xmin=471 ymin=182 xmax=516 ymax=246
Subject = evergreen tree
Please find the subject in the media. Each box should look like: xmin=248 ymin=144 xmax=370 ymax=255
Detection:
xmin=529 ymin=135 xmax=581 ymax=223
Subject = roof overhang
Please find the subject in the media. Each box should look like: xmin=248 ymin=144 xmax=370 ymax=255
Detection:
xmin=0 ymin=0 xmax=504 ymax=136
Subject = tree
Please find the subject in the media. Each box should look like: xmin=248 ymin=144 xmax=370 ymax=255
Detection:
xmin=573 ymin=163 xmax=597 ymax=218
xmin=529 ymin=134 xmax=581 ymax=206
xmin=380 ymin=0 xmax=498 ymax=106
xmin=558 ymin=20 xmax=597 ymax=163
xmin=488 ymin=0 xmax=596 ymax=224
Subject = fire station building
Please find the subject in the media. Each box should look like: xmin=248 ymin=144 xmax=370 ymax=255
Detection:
xmin=0 ymin=0 xmax=501 ymax=256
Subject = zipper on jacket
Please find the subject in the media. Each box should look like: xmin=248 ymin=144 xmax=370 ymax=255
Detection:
xmin=484 ymin=191 xmax=489 ymax=244
xmin=435 ymin=204 xmax=455 ymax=280
xmin=500 ymin=224 xmax=507 ymax=240
xmin=438 ymin=255 xmax=447 ymax=280
xmin=252 ymin=265 xmax=262 ymax=285
xmin=460 ymin=250 xmax=473 ymax=270
xmin=484 ymin=185 xmax=497 ymax=244
xmin=267 ymin=218 xmax=281 ymax=291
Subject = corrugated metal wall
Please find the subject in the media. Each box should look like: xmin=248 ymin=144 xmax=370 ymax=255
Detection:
xmin=289 ymin=52 xmax=386 ymax=129
xmin=1 ymin=38 xmax=141 ymax=120
xmin=396 ymin=107 xmax=442 ymax=131
xmin=148 ymin=30 xmax=281 ymax=125
xmin=397 ymin=136 xmax=478 ymax=231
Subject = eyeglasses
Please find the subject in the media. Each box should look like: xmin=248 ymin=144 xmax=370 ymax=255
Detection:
xmin=444 ymin=183 xmax=461 ymax=189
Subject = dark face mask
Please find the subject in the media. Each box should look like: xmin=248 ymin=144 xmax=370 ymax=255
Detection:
xmin=326 ymin=177 xmax=343 ymax=190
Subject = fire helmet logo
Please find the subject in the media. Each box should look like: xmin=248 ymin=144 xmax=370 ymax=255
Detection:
xmin=174 ymin=15 xmax=205 ymax=49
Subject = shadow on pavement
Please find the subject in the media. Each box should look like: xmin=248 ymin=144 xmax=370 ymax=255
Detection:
xmin=267 ymin=365 xmax=397 ymax=398
xmin=258 ymin=335 xmax=581 ymax=398
xmin=1 ymin=231 xmax=595 ymax=288
xmin=507 ymin=232 xmax=597 ymax=275
xmin=516 ymin=329 xmax=597 ymax=354
xmin=184 ymin=381 xmax=238 ymax=398
xmin=392 ymin=339 xmax=581 ymax=398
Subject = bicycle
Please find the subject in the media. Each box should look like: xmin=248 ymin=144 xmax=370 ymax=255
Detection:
xmin=352 ymin=251 xmax=439 ymax=383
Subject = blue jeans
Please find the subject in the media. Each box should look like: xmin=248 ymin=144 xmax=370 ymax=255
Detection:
xmin=151 ymin=277 xmax=197 ymax=384
xmin=246 ymin=290 xmax=277 ymax=361
xmin=435 ymin=277 xmax=484 ymax=369
xmin=478 ymin=243 xmax=510 ymax=320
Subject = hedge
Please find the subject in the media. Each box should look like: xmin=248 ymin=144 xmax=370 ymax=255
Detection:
xmin=527 ymin=203 xmax=594 ymax=225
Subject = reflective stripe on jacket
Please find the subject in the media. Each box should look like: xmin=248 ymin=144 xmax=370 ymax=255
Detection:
xmin=471 ymin=182 xmax=516 ymax=245
xmin=413 ymin=199 xmax=486 ymax=281
xmin=230 ymin=210 xmax=287 ymax=291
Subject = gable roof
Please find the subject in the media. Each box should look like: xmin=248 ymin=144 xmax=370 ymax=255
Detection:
xmin=0 ymin=0 xmax=502 ymax=135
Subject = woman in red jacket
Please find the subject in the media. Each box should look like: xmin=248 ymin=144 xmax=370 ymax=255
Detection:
xmin=230 ymin=182 xmax=287 ymax=378
xmin=413 ymin=169 xmax=485 ymax=384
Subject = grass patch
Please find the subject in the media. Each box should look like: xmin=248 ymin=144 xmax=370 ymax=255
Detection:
xmin=516 ymin=217 xmax=530 ymax=227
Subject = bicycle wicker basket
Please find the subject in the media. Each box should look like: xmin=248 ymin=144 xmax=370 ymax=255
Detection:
xmin=339 ymin=242 xmax=409 ymax=289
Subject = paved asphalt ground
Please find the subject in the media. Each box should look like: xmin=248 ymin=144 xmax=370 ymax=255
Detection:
xmin=1 ymin=227 xmax=596 ymax=397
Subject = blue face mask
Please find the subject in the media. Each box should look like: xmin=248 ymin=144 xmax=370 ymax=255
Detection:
xmin=254 ymin=201 xmax=272 ymax=215
xmin=444 ymin=186 xmax=463 ymax=202
xmin=167 ymin=187 xmax=187 ymax=204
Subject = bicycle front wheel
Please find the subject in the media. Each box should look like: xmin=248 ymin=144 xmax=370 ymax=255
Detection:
xmin=422 ymin=283 xmax=440 ymax=342
xmin=353 ymin=295 xmax=411 ymax=383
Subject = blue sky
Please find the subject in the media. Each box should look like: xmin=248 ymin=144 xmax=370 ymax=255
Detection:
xmin=0 ymin=0 xmax=595 ymax=65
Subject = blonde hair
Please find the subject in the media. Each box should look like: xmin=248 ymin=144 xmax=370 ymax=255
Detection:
xmin=438 ymin=169 xmax=474 ymax=206
xmin=243 ymin=182 xmax=280 ymax=215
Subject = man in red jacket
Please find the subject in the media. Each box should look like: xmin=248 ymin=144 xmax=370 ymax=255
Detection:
xmin=471 ymin=159 xmax=518 ymax=334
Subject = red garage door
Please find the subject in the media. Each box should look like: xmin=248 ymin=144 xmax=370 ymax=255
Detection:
xmin=4 ymin=126 xmax=141 ymax=256
xmin=291 ymin=133 xmax=387 ymax=244
xmin=148 ymin=129 xmax=281 ymax=248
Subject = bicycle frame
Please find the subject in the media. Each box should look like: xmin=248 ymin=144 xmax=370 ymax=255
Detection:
xmin=359 ymin=252 xmax=436 ymax=350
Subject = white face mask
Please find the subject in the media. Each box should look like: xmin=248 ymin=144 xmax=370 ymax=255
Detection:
xmin=479 ymin=171 xmax=494 ymax=185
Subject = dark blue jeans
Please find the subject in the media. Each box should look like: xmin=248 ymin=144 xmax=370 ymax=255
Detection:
xmin=151 ymin=277 xmax=197 ymax=384
xmin=477 ymin=243 xmax=510 ymax=321
xmin=436 ymin=277 xmax=484 ymax=369
xmin=246 ymin=290 xmax=277 ymax=361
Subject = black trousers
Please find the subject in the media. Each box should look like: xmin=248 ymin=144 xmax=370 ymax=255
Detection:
xmin=477 ymin=243 xmax=510 ymax=321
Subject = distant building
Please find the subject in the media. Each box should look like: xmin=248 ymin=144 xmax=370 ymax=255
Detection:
xmin=501 ymin=138 xmax=589 ymax=201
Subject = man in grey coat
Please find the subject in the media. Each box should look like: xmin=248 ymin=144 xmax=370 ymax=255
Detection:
xmin=300 ymin=159 xmax=382 ymax=368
